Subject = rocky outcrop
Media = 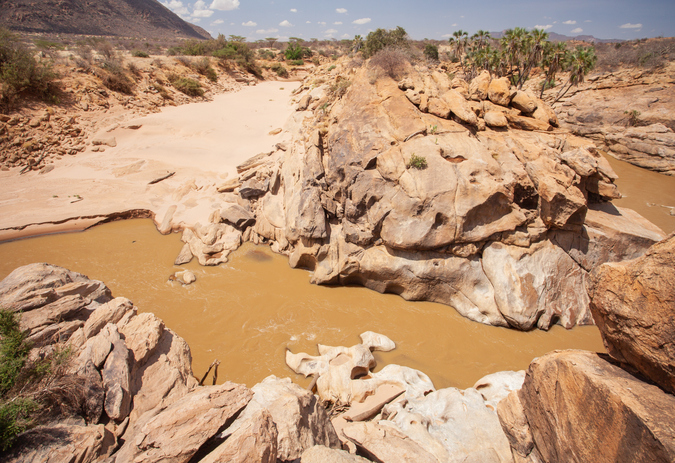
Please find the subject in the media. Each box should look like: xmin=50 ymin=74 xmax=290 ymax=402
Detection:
xmin=589 ymin=233 xmax=675 ymax=393
xmin=210 ymin=63 xmax=665 ymax=331
xmin=513 ymin=350 xmax=675 ymax=463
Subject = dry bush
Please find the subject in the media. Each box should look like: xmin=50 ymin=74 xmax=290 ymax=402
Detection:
xmin=96 ymin=60 xmax=134 ymax=94
xmin=369 ymin=47 xmax=410 ymax=80
xmin=595 ymin=38 xmax=675 ymax=71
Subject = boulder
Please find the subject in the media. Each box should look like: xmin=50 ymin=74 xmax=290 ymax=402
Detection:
xmin=3 ymin=424 xmax=116 ymax=463
xmin=19 ymin=294 xmax=90 ymax=332
xmin=589 ymin=234 xmax=675 ymax=394
xmin=532 ymin=99 xmax=558 ymax=126
xmin=405 ymin=89 xmax=422 ymax=106
xmin=83 ymin=297 xmax=133 ymax=339
xmin=482 ymin=239 xmax=592 ymax=330
xmin=227 ymin=376 xmax=341 ymax=461
xmin=469 ymin=70 xmax=490 ymax=101
xmin=297 ymin=94 xmax=312 ymax=111
xmin=442 ymin=89 xmax=479 ymax=126
xmin=220 ymin=203 xmax=255 ymax=229
xmin=428 ymin=97 xmax=451 ymax=119
xmin=518 ymin=350 xmax=675 ymax=462
xmin=302 ymin=445 xmax=371 ymax=463
xmin=118 ymin=312 xmax=164 ymax=365
xmin=239 ymin=177 xmax=269 ymax=199
xmin=342 ymin=422 xmax=439 ymax=463
xmin=510 ymin=90 xmax=538 ymax=114
xmin=0 ymin=263 xmax=111 ymax=312
xmin=200 ymin=409 xmax=278 ymax=463
xmin=484 ymin=111 xmax=508 ymax=128
xmin=505 ymin=113 xmax=551 ymax=131
xmin=487 ymin=77 xmax=513 ymax=107
xmin=101 ymin=324 xmax=133 ymax=422
xmin=497 ymin=391 xmax=534 ymax=458
xmin=113 ymin=382 xmax=252 ymax=463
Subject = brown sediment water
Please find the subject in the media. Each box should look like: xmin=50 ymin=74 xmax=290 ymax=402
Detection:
xmin=604 ymin=154 xmax=675 ymax=234
xmin=0 ymin=219 xmax=606 ymax=390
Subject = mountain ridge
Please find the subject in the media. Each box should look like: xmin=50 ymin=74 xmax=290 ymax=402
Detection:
xmin=0 ymin=0 xmax=211 ymax=40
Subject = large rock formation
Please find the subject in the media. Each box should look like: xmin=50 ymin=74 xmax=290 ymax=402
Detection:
xmin=589 ymin=233 xmax=675 ymax=393
xmin=198 ymin=62 xmax=665 ymax=331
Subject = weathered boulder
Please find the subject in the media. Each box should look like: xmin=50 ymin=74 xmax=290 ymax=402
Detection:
xmin=118 ymin=311 xmax=164 ymax=365
xmin=101 ymin=324 xmax=133 ymax=422
xmin=240 ymin=177 xmax=270 ymax=199
xmin=83 ymin=297 xmax=133 ymax=339
xmin=220 ymin=203 xmax=255 ymax=229
xmin=301 ymin=445 xmax=371 ymax=463
xmin=510 ymin=90 xmax=538 ymax=114
xmin=227 ymin=375 xmax=341 ymax=461
xmin=487 ymin=77 xmax=513 ymax=106
xmin=497 ymin=390 xmax=534 ymax=458
xmin=442 ymin=89 xmax=479 ymax=126
xmin=428 ymin=97 xmax=451 ymax=119
xmin=469 ymin=70 xmax=490 ymax=101
xmin=484 ymin=111 xmax=508 ymax=128
xmin=19 ymin=294 xmax=90 ymax=332
xmin=342 ymin=422 xmax=439 ymax=463
xmin=482 ymin=239 xmax=592 ymax=330
xmin=200 ymin=409 xmax=278 ymax=463
xmin=506 ymin=113 xmax=551 ymax=131
xmin=113 ymin=382 xmax=252 ymax=463
xmin=532 ymin=99 xmax=558 ymax=126
xmin=589 ymin=234 xmax=675 ymax=393
xmin=3 ymin=424 xmax=116 ymax=463
xmin=517 ymin=350 xmax=675 ymax=462
xmin=297 ymin=94 xmax=312 ymax=111
xmin=0 ymin=263 xmax=111 ymax=312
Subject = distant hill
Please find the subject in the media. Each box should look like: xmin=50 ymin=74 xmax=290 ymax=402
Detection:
xmin=0 ymin=0 xmax=211 ymax=40
xmin=490 ymin=31 xmax=621 ymax=43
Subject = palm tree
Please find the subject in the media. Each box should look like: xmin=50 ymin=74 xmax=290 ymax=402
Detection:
xmin=555 ymin=45 xmax=597 ymax=102
xmin=352 ymin=35 xmax=363 ymax=53
xmin=540 ymin=41 xmax=568 ymax=98
xmin=449 ymin=30 xmax=469 ymax=59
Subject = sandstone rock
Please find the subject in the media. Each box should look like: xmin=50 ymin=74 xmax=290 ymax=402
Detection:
xmin=472 ymin=370 xmax=526 ymax=409
xmin=101 ymin=324 xmax=132 ymax=422
xmin=20 ymin=294 xmax=90 ymax=332
xmin=506 ymin=113 xmax=551 ymax=131
xmin=239 ymin=177 xmax=269 ymax=199
xmin=497 ymin=390 xmax=534 ymax=457
xmin=359 ymin=331 xmax=396 ymax=352
xmin=199 ymin=409 xmax=277 ymax=463
xmin=469 ymin=70 xmax=490 ymax=101
xmin=551 ymin=202 xmax=665 ymax=271
xmin=27 ymin=319 xmax=84 ymax=347
xmin=83 ymin=297 xmax=133 ymax=339
xmin=92 ymin=137 xmax=117 ymax=147
xmin=236 ymin=151 xmax=272 ymax=174
xmin=532 ymin=99 xmax=558 ymax=126
xmin=442 ymin=89 xmax=479 ymax=126
xmin=343 ymin=421 xmax=439 ymax=463
xmin=228 ymin=375 xmax=341 ymax=461
xmin=510 ymin=90 xmax=538 ymax=114
xmin=297 ymin=94 xmax=312 ymax=111
xmin=3 ymin=424 xmax=116 ymax=463
xmin=114 ymin=382 xmax=252 ymax=463
xmin=220 ymin=203 xmax=255 ymax=229
xmin=487 ymin=77 xmax=513 ymax=106
xmin=78 ymin=332 xmax=113 ymax=369
xmin=301 ymin=445 xmax=371 ymax=463
xmin=482 ymin=239 xmax=592 ymax=330
xmin=405 ymin=89 xmax=422 ymax=106
xmin=174 ymin=243 xmax=194 ymax=265
xmin=118 ymin=312 xmax=164 ymax=365
xmin=484 ymin=111 xmax=508 ymax=128
xmin=216 ymin=178 xmax=242 ymax=193
xmin=0 ymin=263 xmax=111 ymax=312
xmin=589 ymin=234 xmax=675 ymax=393
xmin=427 ymin=97 xmax=450 ymax=119
xmin=518 ymin=350 xmax=675 ymax=462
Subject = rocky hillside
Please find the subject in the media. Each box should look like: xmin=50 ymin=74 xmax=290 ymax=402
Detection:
xmin=0 ymin=0 xmax=210 ymax=39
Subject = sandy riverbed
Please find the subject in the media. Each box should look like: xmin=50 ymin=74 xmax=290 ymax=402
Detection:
xmin=0 ymin=81 xmax=301 ymax=241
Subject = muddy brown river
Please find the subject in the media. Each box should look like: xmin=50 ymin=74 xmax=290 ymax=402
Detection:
xmin=0 ymin=155 xmax=671 ymax=390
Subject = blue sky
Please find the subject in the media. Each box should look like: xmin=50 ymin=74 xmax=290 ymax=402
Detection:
xmin=160 ymin=0 xmax=675 ymax=41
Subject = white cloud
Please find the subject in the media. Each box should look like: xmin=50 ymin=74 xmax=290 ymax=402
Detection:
xmin=334 ymin=21 xmax=342 ymax=25
xmin=325 ymin=29 xmax=338 ymax=34
xmin=192 ymin=9 xmax=213 ymax=17
xmin=534 ymin=24 xmax=553 ymax=30
xmin=290 ymin=8 xmax=297 ymax=12
xmin=336 ymin=8 xmax=347 ymax=13
xmin=571 ymin=27 xmax=583 ymax=34
xmin=279 ymin=20 xmax=294 ymax=27
xmin=352 ymin=18 xmax=371 ymax=25
xmin=584 ymin=20 xmax=592 ymax=23
xmin=212 ymin=19 xmax=224 ymax=24
xmin=242 ymin=20 xmax=257 ymax=26
xmin=161 ymin=0 xmax=189 ymax=16
xmin=341 ymin=33 xmax=350 ymax=38
xmin=318 ymin=21 xmax=326 ymax=25
xmin=306 ymin=21 xmax=311 ymax=23
xmin=191 ymin=18 xmax=201 ymax=22
xmin=451 ymin=23 xmax=457 ymax=27
xmin=256 ymin=28 xmax=279 ymax=34
xmin=442 ymin=34 xmax=452 ymax=38
xmin=563 ymin=20 xmax=576 ymax=25
xmin=210 ymin=0 xmax=239 ymax=11
xmin=620 ymin=23 xmax=642 ymax=29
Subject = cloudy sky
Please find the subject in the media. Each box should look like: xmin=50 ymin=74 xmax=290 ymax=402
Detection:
xmin=160 ymin=0 xmax=674 ymax=41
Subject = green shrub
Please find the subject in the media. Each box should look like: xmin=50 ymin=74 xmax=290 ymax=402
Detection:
xmin=327 ymin=65 xmax=336 ymax=72
xmin=34 ymin=39 xmax=65 ymax=51
xmin=172 ymin=77 xmax=203 ymax=96
xmin=192 ymin=57 xmax=217 ymax=82
xmin=0 ymin=29 xmax=58 ymax=108
xmin=363 ymin=26 xmax=409 ymax=58
xmin=181 ymin=39 xmax=208 ymax=56
xmin=271 ymin=63 xmax=288 ymax=77
xmin=407 ymin=154 xmax=427 ymax=170
xmin=423 ymin=44 xmax=439 ymax=61
xmin=328 ymin=79 xmax=351 ymax=100
xmin=624 ymin=109 xmax=641 ymax=126
xmin=258 ymin=49 xmax=275 ymax=60
xmin=131 ymin=49 xmax=149 ymax=58
xmin=0 ymin=310 xmax=30 ymax=396
xmin=96 ymin=59 xmax=134 ymax=94
xmin=289 ymin=59 xmax=304 ymax=66
xmin=0 ymin=398 xmax=37 ymax=451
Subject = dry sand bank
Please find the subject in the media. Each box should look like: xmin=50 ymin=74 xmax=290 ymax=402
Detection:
xmin=0 ymin=81 xmax=301 ymax=241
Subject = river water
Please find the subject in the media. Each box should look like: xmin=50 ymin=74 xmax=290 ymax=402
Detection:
xmin=0 ymin=155 xmax=671 ymax=390
xmin=0 ymin=219 xmax=605 ymax=390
